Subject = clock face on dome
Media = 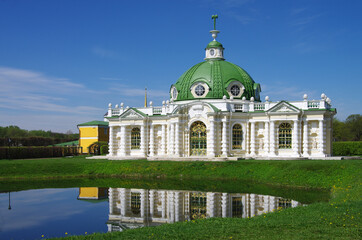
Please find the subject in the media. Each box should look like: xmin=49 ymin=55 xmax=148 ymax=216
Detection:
xmin=210 ymin=49 xmax=215 ymax=56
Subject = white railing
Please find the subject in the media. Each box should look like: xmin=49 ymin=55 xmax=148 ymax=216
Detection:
xmin=153 ymin=107 xmax=162 ymax=114
xmin=308 ymin=101 xmax=320 ymax=109
xmin=234 ymin=104 xmax=243 ymax=111
xmin=254 ymin=103 xmax=265 ymax=111
xmin=111 ymin=109 xmax=120 ymax=115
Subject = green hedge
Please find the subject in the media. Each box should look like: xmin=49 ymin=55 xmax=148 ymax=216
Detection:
xmin=332 ymin=141 xmax=362 ymax=156
xmin=100 ymin=145 xmax=109 ymax=155
xmin=0 ymin=146 xmax=81 ymax=159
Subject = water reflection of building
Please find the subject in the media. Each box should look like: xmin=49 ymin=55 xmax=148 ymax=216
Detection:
xmin=77 ymin=187 xmax=108 ymax=200
xmin=107 ymin=188 xmax=303 ymax=232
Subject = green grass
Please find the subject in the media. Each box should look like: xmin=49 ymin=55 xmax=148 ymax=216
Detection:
xmin=0 ymin=156 xmax=361 ymax=239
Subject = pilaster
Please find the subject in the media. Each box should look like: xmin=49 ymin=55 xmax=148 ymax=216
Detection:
xmin=319 ymin=120 xmax=326 ymax=156
xmin=302 ymin=120 xmax=309 ymax=157
xmin=120 ymin=125 xmax=126 ymax=156
xmin=292 ymin=120 xmax=300 ymax=157
xmin=149 ymin=124 xmax=155 ymax=156
xmin=170 ymin=123 xmax=175 ymax=155
xmin=269 ymin=121 xmax=276 ymax=156
xmin=175 ymin=122 xmax=180 ymax=156
xmin=208 ymin=117 xmax=216 ymax=157
xmin=250 ymin=122 xmax=256 ymax=156
xmin=264 ymin=122 xmax=269 ymax=155
xmin=140 ymin=124 xmax=147 ymax=157
xmin=161 ymin=124 xmax=166 ymax=155
xmin=221 ymin=119 xmax=229 ymax=156
xmin=108 ymin=126 xmax=114 ymax=156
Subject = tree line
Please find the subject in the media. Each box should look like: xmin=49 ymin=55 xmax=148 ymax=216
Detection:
xmin=333 ymin=114 xmax=361 ymax=141
xmin=0 ymin=125 xmax=79 ymax=146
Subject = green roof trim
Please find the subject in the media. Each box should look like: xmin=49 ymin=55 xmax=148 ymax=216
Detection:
xmin=208 ymin=103 xmax=220 ymax=112
xmin=78 ymin=121 xmax=109 ymax=127
xmin=131 ymin=108 xmax=147 ymax=117
xmin=206 ymin=40 xmax=224 ymax=49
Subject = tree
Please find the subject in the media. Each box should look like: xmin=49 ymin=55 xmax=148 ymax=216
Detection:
xmin=345 ymin=114 xmax=362 ymax=141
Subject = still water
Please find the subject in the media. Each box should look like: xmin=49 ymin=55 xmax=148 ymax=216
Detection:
xmin=0 ymin=186 xmax=312 ymax=240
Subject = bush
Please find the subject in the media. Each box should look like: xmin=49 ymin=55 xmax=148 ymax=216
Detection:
xmin=100 ymin=145 xmax=109 ymax=155
xmin=0 ymin=146 xmax=81 ymax=159
xmin=333 ymin=141 xmax=362 ymax=156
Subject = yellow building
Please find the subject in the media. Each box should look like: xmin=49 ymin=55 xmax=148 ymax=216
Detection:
xmin=77 ymin=120 xmax=109 ymax=154
xmin=78 ymin=187 xmax=108 ymax=200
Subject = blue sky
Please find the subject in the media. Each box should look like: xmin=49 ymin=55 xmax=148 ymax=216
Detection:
xmin=0 ymin=0 xmax=361 ymax=133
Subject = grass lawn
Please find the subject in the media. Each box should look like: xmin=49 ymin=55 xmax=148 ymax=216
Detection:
xmin=0 ymin=156 xmax=361 ymax=239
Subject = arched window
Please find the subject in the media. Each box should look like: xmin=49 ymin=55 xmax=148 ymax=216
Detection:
xmin=232 ymin=124 xmax=243 ymax=149
xmin=131 ymin=127 xmax=141 ymax=149
xmin=278 ymin=123 xmax=292 ymax=149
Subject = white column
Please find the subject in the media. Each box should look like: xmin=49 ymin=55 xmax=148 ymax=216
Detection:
xmin=109 ymin=188 xmax=114 ymax=214
xmin=208 ymin=192 xmax=216 ymax=217
xmin=174 ymin=192 xmax=180 ymax=222
xmin=170 ymin=123 xmax=175 ymax=155
xmin=169 ymin=192 xmax=175 ymax=223
xmin=264 ymin=122 xmax=269 ymax=155
xmin=140 ymin=124 xmax=146 ymax=157
xmin=108 ymin=126 xmax=114 ymax=156
xmin=208 ymin=118 xmax=216 ymax=157
xmin=221 ymin=193 xmax=228 ymax=218
xmin=269 ymin=121 xmax=276 ymax=156
xmin=250 ymin=122 xmax=256 ymax=156
xmin=161 ymin=191 xmax=166 ymax=218
xmin=140 ymin=189 xmax=146 ymax=218
xmin=161 ymin=124 xmax=166 ymax=155
xmin=149 ymin=190 xmax=155 ymax=217
xmin=303 ymin=120 xmax=309 ymax=157
xmin=319 ymin=120 xmax=326 ymax=156
xmin=270 ymin=196 xmax=276 ymax=212
xmin=120 ymin=126 xmax=126 ymax=156
xmin=221 ymin=119 xmax=229 ymax=156
xmin=149 ymin=124 xmax=155 ymax=156
xmin=175 ymin=122 xmax=180 ymax=156
xmin=250 ymin=194 xmax=256 ymax=217
xmin=293 ymin=120 xmax=300 ymax=157
xmin=120 ymin=188 xmax=127 ymax=216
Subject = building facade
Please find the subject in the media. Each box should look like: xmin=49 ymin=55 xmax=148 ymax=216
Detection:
xmin=107 ymin=188 xmax=303 ymax=231
xmin=105 ymin=23 xmax=336 ymax=160
xmin=77 ymin=120 xmax=109 ymax=154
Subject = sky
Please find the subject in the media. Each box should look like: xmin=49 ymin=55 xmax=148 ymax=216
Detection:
xmin=0 ymin=0 xmax=361 ymax=133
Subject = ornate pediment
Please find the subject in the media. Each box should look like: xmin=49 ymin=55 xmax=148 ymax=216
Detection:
xmin=267 ymin=101 xmax=300 ymax=114
xmin=120 ymin=109 xmax=144 ymax=119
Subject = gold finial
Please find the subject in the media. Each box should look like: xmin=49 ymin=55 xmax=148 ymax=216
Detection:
xmin=144 ymin=87 xmax=147 ymax=107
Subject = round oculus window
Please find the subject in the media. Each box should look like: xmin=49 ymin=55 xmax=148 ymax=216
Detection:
xmin=195 ymin=85 xmax=205 ymax=96
xmin=230 ymin=85 xmax=240 ymax=96
xmin=210 ymin=49 xmax=215 ymax=56
xmin=172 ymin=88 xmax=177 ymax=99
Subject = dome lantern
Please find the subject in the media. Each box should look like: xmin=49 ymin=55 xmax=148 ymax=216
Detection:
xmin=205 ymin=15 xmax=224 ymax=60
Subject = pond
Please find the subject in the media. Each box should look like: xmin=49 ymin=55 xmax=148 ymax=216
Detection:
xmin=0 ymin=179 xmax=330 ymax=240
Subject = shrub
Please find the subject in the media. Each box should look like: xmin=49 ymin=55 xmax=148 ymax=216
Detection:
xmin=0 ymin=146 xmax=81 ymax=159
xmin=100 ymin=145 xmax=109 ymax=155
xmin=333 ymin=141 xmax=362 ymax=156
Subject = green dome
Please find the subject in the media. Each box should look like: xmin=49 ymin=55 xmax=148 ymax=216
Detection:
xmin=206 ymin=40 xmax=224 ymax=49
xmin=171 ymin=60 xmax=260 ymax=101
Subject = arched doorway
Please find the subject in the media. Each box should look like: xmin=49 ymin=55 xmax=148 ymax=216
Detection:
xmin=190 ymin=121 xmax=207 ymax=156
